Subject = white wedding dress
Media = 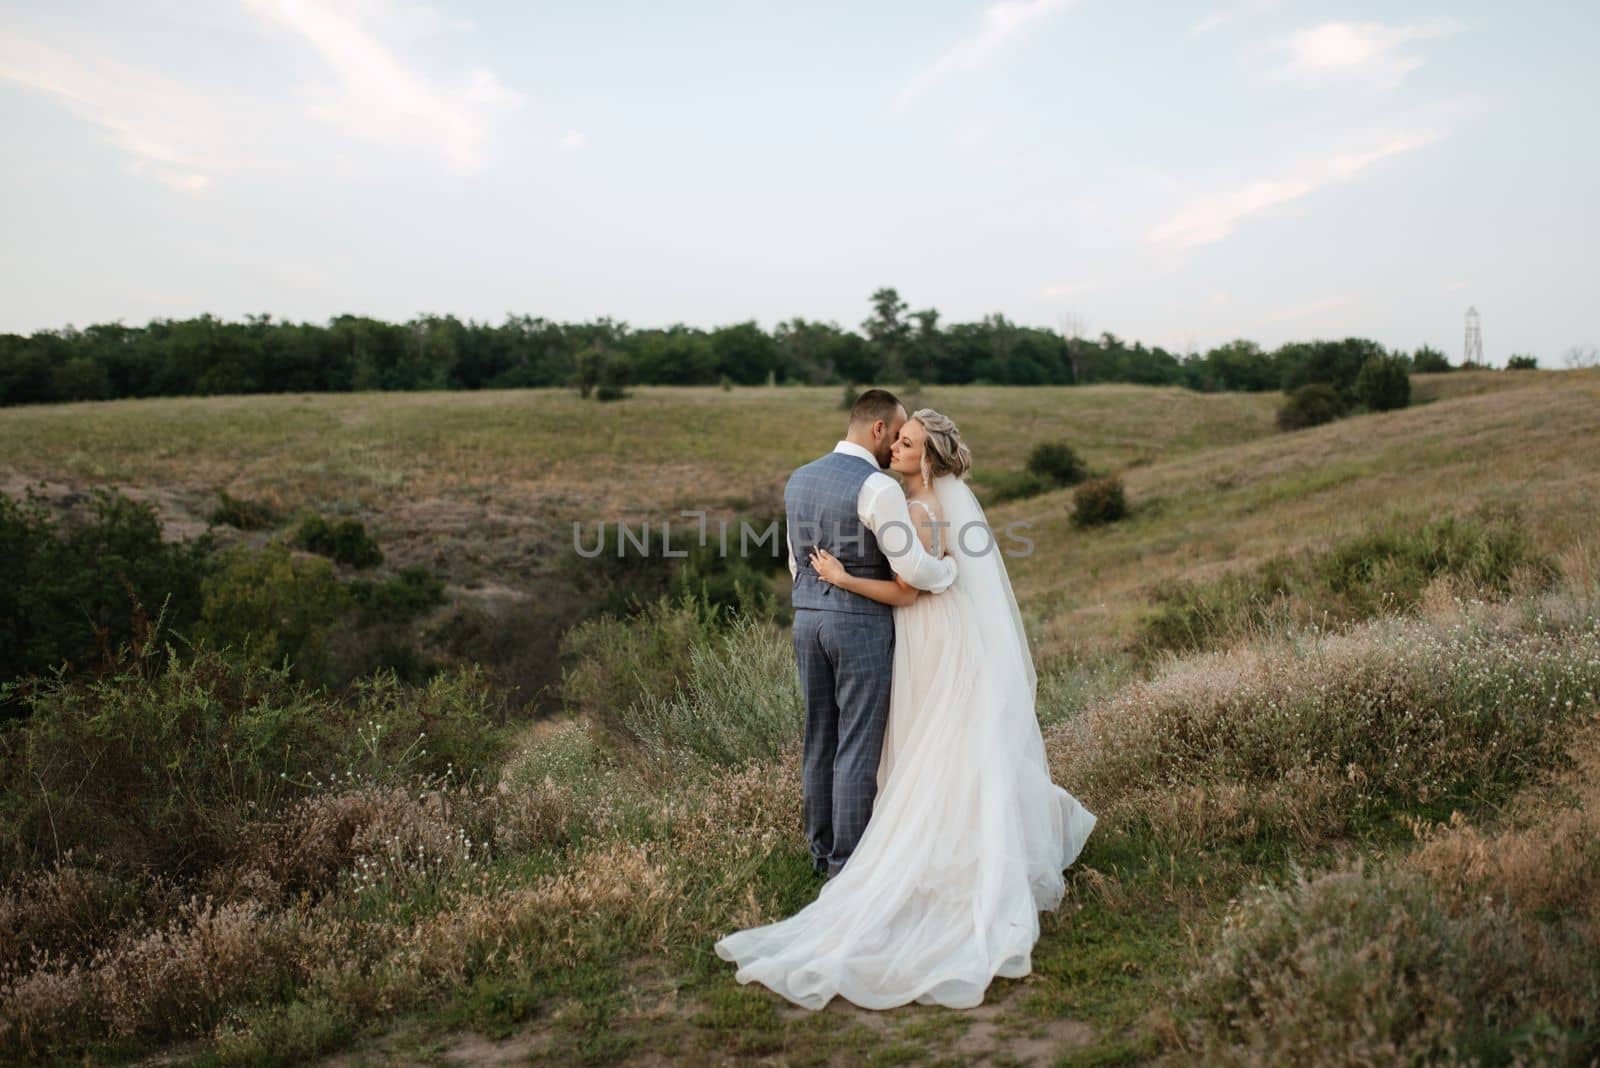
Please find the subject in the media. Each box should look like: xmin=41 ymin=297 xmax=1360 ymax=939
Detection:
xmin=714 ymin=472 xmax=1097 ymax=1010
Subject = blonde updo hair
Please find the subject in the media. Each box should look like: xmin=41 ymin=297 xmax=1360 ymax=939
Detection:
xmin=911 ymin=408 xmax=972 ymax=479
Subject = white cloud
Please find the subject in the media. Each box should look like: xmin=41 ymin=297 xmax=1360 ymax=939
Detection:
xmin=894 ymin=0 xmax=1077 ymax=110
xmin=0 ymin=30 xmax=241 ymax=193
xmin=1275 ymin=18 xmax=1464 ymax=89
xmin=1147 ymin=129 xmax=1444 ymax=249
xmin=243 ymin=0 xmax=521 ymax=174
xmin=558 ymin=130 xmax=586 ymax=152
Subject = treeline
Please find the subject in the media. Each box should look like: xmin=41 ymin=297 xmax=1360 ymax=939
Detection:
xmin=0 ymin=287 xmax=1463 ymax=407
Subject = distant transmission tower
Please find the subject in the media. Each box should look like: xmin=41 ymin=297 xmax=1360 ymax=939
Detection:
xmin=1464 ymin=306 xmax=1484 ymax=368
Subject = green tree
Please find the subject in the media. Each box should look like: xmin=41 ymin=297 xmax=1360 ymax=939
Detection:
xmin=1278 ymin=337 xmax=1388 ymax=403
xmin=1411 ymin=344 xmax=1451 ymax=373
xmin=1354 ymin=353 xmax=1412 ymax=411
xmin=709 ymin=321 xmax=780 ymax=385
xmin=573 ymin=342 xmax=604 ymax=398
xmin=1202 ymin=339 xmax=1278 ymax=391
xmin=596 ymin=350 xmax=634 ymax=401
xmin=862 ymin=287 xmax=912 ymax=382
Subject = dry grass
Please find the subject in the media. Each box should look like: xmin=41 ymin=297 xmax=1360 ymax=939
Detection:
xmin=1169 ymin=709 xmax=1600 ymax=1068
xmin=1003 ymin=368 xmax=1600 ymax=661
xmin=0 ymin=382 xmax=1280 ymax=594
xmin=1043 ymin=573 xmax=1600 ymax=850
xmin=2 ymin=370 xmax=1597 ymax=1064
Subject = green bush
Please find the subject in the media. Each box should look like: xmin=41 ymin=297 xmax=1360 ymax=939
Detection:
xmin=622 ymin=613 xmax=802 ymax=768
xmin=595 ymin=352 xmax=633 ymax=402
xmin=210 ymin=490 xmax=280 ymax=530
xmin=1353 ymin=353 xmax=1412 ymax=411
xmin=558 ymin=590 xmax=727 ymax=747
xmin=1133 ymin=505 xmax=1559 ymax=659
xmin=1025 ymin=441 xmax=1088 ymax=486
xmin=981 ymin=469 xmax=1050 ymax=504
xmin=1314 ymin=508 xmax=1553 ymax=615
xmin=1071 ymin=475 xmax=1127 ymax=528
xmin=347 ymin=565 xmax=448 ymax=624
xmin=199 ymin=543 xmax=349 ymax=682
xmin=292 ymin=515 xmax=383 ymax=569
xmin=0 ymin=485 xmax=216 ymax=692
xmin=0 ymin=642 xmax=509 ymax=877
xmin=1276 ymin=382 xmax=1348 ymax=430
xmin=1506 ymin=354 xmax=1538 ymax=370
xmin=558 ymin=511 xmax=784 ymax=623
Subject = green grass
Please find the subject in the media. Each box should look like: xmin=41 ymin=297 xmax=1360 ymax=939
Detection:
xmin=3 ymin=370 xmax=1599 ymax=1066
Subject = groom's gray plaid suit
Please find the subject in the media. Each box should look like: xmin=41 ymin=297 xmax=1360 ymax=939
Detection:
xmin=784 ymin=450 xmax=899 ymax=878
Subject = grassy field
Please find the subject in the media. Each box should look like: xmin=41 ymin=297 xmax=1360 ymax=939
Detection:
xmin=1 ymin=369 xmax=1588 ymax=662
xmin=2 ymin=369 xmax=1598 ymax=1066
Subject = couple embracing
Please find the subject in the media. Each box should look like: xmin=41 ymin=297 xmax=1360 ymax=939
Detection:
xmin=714 ymin=388 xmax=1097 ymax=1011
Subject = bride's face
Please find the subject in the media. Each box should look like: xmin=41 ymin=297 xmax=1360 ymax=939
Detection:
xmin=890 ymin=419 xmax=928 ymax=482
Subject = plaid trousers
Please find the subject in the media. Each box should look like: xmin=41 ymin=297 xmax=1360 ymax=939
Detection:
xmin=792 ymin=606 xmax=895 ymax=877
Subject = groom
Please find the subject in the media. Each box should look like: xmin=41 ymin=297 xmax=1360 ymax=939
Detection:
xmin=784 ymin=388 xmax=958 ymax=879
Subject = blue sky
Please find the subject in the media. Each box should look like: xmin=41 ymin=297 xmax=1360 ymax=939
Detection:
xmin=2 ymin=0 xmax=1594 ymax=366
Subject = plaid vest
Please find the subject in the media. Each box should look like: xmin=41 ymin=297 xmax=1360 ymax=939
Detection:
xmin=785 ymin=450 xmax=895 ymax=616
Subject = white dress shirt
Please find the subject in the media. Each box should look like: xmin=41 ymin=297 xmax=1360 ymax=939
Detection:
xmin=787 ymin=440 xmax=958 ymax=594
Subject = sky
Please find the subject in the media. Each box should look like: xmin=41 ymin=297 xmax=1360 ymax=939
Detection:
xmin=1 ymin=0 xmax=1594 ymax=366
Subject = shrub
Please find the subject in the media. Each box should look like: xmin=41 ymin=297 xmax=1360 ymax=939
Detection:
xmin=209 ymin=491 xmax=279 ymax=530
xmin=982 ymin=469 xmax=1050 ymax=504
xmin=558 ymin=590 xmax=726 ymax=746
xmin=346 ymin=565 xmax=448 ymax=624
xmin=1133 ymin=505 xmax=1559 ymax=658
xmin=1507 ymin=354 xmax=1539 ymax=370
xmin=1025 ymin=441 xmax=1088 ymax=486
xmin=0 ymin=643 xmax=508 ymax=878
xmin=1071 ymin=475 xmax=1127 ymax=528
xmin=1411 ymin=345 xmax=1452 ymax=373
xmin=1313 ymin=507 xmax=1554 ymax=615
xmin=1275 ymin=382 xmax=1347 ymax=430
xmin=1353 ymin=352 xmax=1412 ymax=411
xmin=1179 ymin=861 xmax=1563 ymax=1065
xmin=572 ymin=344 xmax=603 ymax=399
xmin=595 ymin=352 xmax=633 ymax=402
xmin=198 ymin=543 xmax=348 ymax=682
xmin=1049 ymin=597 xmax=1600 ymax=849
xmin=621 ymin=613 xmax=802 ymax=769
xmin=292 ymin=515 xmax=383 ymax=569
xmin=0 ymin=485 xmax=216 ymax=691
xmin=558 ymin=511 xmax=784 ymax=623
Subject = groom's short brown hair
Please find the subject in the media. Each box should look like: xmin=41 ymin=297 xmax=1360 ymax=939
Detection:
xmin=848 ymin=388 xmax=903 ymax=430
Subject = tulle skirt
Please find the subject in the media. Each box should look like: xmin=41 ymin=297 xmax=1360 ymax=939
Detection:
xmin=713 ymin=586 xmax=1097 ymax=1010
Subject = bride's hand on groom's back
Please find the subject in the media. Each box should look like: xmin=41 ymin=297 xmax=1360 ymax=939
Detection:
xmin=809 ymin=547 xmax=847 ymax=585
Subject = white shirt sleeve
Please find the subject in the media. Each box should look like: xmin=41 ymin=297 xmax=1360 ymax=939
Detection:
xmin=857 ymin=474 xmax=958 ymax=593
xmin=788 ymin=537 xmax=797 ymax=580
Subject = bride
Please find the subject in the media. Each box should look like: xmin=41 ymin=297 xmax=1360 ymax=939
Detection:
xmin=713 ymin=408 xmax=1097 ymax=1011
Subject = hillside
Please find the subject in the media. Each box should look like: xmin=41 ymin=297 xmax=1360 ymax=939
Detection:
xmin=1 ymin=369 xmax=1596 ymax=1067
xmin=0 ymin=369 xmax=1563 ymax=636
